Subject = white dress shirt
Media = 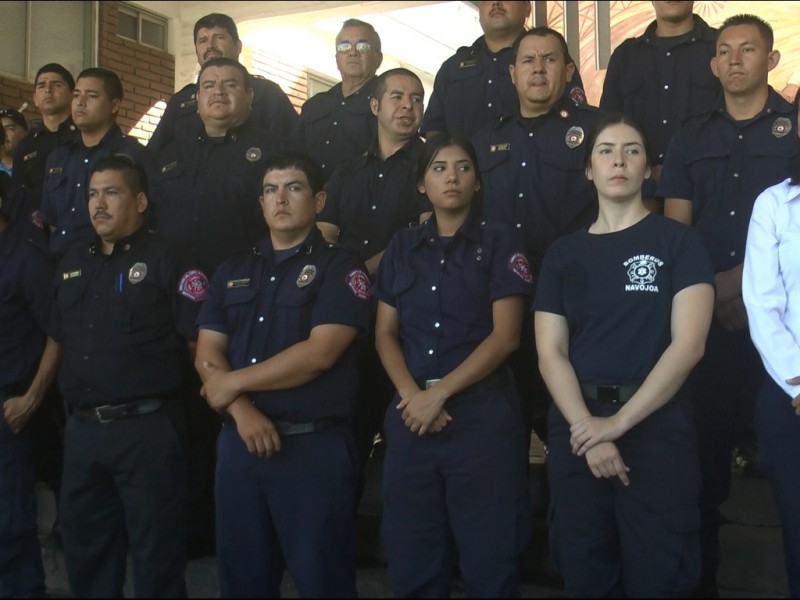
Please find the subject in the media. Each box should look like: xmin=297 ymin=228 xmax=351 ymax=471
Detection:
xmin=743 ymin=177 xmax=800 ymax=399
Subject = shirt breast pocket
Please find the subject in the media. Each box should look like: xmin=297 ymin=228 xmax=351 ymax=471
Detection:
xmin=452 ymin=263 xmax=491 ymax=327
xmin=273 ymin=283 xmax=318 ymax=343
xmin=109 ymin=283 xmax=167 ymax=340
xmin=43 ymin=171 xmax=69 ymax=219
xmin=222 ymin=286 xmax=259 ymax=334
xmin=391 ymin=268 xmax=421 ymax=324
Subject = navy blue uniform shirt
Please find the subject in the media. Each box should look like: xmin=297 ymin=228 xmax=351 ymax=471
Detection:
xmin=600 ymin=15 xmax=719 ymax=165
xmin=321 ymin=136 xmax=431 ymax=263
xmin=534 ymin=213 xmax=714 ymax=384
xmin=10 ymin=118 xmax=80 ymax=227
xmin=473 ymin=95 xmax=603 ymax=260
xmin=422 ymin=35 xmax=586 ymax=140
xmin=48 ymin=227 xmax=190 ymax=409
xmin=148 ymin=76 xmax=298 ymax=153
xmin=0 ymin=223 xmax=53 ymax=390
xmin=40 ymin=125 xmax=155 ymax=258
xmin=154 ymin=118 xmax=279 ymax=278
xmin=294 ymin=78 xmax=378 ymax=182
xmin=371 ymin=212 xmax=533 ymax=382
xmin=658 ymin=89 xmax=797 ymax=272
xmin=197 ymin=228 xmax=371 ymax=421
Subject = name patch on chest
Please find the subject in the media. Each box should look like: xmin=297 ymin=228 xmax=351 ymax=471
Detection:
xmin=62 ymin=269 xmax=81 ymax=280
xmin=226 ymin=278 xmax=251 ymax=289
xmin=459 ymin=59 xmax=478 ymax=69
xmin=623 ymin=254 xmax=664 ymax=293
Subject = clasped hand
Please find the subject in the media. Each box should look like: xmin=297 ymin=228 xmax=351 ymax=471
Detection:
xmin=569 ymin=415 xmax=624 ymax=456
xmin=396 ymin=387 xmax=452 ymax=436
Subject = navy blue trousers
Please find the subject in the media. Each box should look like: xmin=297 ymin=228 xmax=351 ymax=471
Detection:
xmin=59 ymin=412 xmax=187 ymax=598
xmin=547 ymin=398 xmax=701 ymax=598
xmin=756 ymin=377 xmax=800 ymax=597
xmin=215 ymin=423 xmax=358 ymax=598
xmin=0 ymin=392 xmax=46 ymax=598
xmin=689 ymin=322 xmax=764 ymax=580
xmin=382 ymin=384 xmax=532 ymax=598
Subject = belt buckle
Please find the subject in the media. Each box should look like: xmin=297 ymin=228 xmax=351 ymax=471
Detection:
xmin=425 ymin=378 xmax=441 ymax=390
xmin=94 ymin=404 xmax=114 ymax=423
xmin=597 ymin=385 xmax=621 ymax=404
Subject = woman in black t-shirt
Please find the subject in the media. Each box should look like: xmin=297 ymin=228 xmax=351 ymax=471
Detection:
xmin=533 ymin=114 xmax=715 ymax=597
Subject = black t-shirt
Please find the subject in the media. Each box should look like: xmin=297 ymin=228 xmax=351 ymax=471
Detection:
xmin=533 ymin=212 xmax=714 ymax=384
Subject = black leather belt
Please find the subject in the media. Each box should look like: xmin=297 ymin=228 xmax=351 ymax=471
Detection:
xmin=580 ymin=383 xmax=640 ymax=405
xmin=272 ymin=417 xmax=347 ymax=437
xmin=76 ymin=398 xmax=163 ymax=423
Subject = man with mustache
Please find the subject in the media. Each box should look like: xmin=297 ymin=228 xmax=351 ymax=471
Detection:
xmin=10 ymin=155 xmax=194 ymax=597
xmin=294 ymin=18 xmax=382 ymax=182
xmin=148 ymin=12 xmax=297 ymax=153
xmin=472 ymin=27 xmax=603 ymax=437
xmin=317 ymin=67 xmax=431 ymax=497
xmin=659 ymin=14 xmax=797 ymax=596
xmin=422 ymin=0 xmax=585 ymax=140
xmin=39 ymin=67 xmax=154 ymax=259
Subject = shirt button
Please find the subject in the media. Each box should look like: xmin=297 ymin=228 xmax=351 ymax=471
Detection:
xmin=428 ymin=349 xmax=434 ymax=355
xmin=371 ymin=205 xmax=377 ymax=210
xmin=516 ymin=223 xmax=522 ymax=228
xmin=83 ymin=158 xmax=89 ymax=163
xmin=434 ymin=322 xmax=440 ymax=328
xmin=258 ymin=316 xmax=264 ymax=322
xmin=730 ymin=211 xmax=736 ymax=216
xmin=663 ymin=85 xmax=669 ymax=90
xmin=528 ymin=132 xmax=533 ymax=137
xmin=658 ymin=153 xmax=664 ymax=159
xmin=431 ymin=285 xmax=437 ymax=291
xmin=76 ymin=183 xmax=81 ymax=187
xmin=518 ymin=193 xmax=523 ymax=198
xmin=333 ymin=121 xmax=338 ymax=126
xmin=321 ymin=164 xmax=326 ymax=169
xmin=61 ymin=230 xmax=66 ymax=235
xmin=325 ymin=140 xmax=330 ymax=145
xmin=730 ymin=251 xmax=736 ymax=257
xmin=738 ymin=134 xmax=744 ymax=140
xmin=270 ymin=276 xmax=276 ymax=282
xmin=378 ymin=173 xmax=383 ymax=178
xmin=440 ymin=259 xmax=445 ymax=264
xmin=488 ymin=79 xmax=493 ymax=84
xmin=251 ymin=358 xmax=257 ymax=364
xmin=666 ymin=51 xmax=671 ymax=57
xmin=487 ymin=103 xmax=492 ymax=108
xmin=71 ymin=207 xmax=76 ymax=212
xmin=662 ymin=119 xmax=668 ymax=124
xmin=88 ymin=323 xmax=94 ymax=328
xmin=363 ymin=240 xmax=369 ymax=245
xmin=733 ymin=173 xmax=739 ymax=178
xmin=83 ymin=355 xmax=89 ymax=360
xmin=521 ymin=161 xmax=527 ymax=167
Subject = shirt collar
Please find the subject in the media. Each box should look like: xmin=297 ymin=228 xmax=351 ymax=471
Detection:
xmin=88 ymin=224 xmax=148 ymax=258
xmin=707 ymin=87 xmax=794 ymax=124
xmin=415 ymin=210 xmax=481 ymax=248
xmin=258 ymin=226 xmax=324 ymax=258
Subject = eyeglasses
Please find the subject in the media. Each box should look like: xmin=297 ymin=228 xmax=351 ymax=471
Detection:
xmin=336 ymin=41 xmax=372 ymax=54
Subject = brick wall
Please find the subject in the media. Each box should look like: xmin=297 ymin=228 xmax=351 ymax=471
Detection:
xmin=0 ymin=2 xmax=175 ymax=144
xmin=98 ymin=1 xmax=175 ymax=142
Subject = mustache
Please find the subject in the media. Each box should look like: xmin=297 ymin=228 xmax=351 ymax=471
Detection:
xmin=92 ymin=210 xmax=111 ymax=220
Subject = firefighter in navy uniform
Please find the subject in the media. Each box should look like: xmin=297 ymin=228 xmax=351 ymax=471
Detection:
xmin=659 ymin=15 xmax=797 ymax=595
xmin=0 ymin=163 xmax=52 ymax=598
xmin=293 ymin=19 xmax=382 ymax=182
xmin=422 ymin=1 xmax=585 ymax=140
xmin=473 ymin=27 xmax=604 ymax=437
xmin=195 ymin=152 xmax=371 ymax=597
xmin=14 ymin=155 xmax=195 ymax=597
xmin=148 ymin=12 xmax=297 ymax=153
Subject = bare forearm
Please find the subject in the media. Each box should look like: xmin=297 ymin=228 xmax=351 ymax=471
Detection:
xmin=24 ymin=337 xmax=62 ymax=407
xmin=375 ymin=331 xmax=418 ymax=397
xmin=538 ymin=352 xmax=591 ymax=426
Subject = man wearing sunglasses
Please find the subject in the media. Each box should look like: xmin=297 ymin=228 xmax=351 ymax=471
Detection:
xmin=294 ymin=19 xmax=383 ymax=182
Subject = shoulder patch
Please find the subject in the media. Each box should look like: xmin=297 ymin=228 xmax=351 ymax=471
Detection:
xmin=508 ymin=252 xmax=533 ymax=284
xmin=346 ymin=269 xmax=370 ymax=301
xmin=568 ymin=85 xmax=587 ymax=105
xmin=178 ymin=269 xmax=209 ymax=302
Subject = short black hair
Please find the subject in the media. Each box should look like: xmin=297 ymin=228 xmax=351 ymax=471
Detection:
xmin=194 ymin=13 xmax=239 ymax=44
xmin=0 ymin=109 xmax=28 ymax=131
xmin=512 ymin=27 xmax=573 ymax=64
xmin=198 ymin=57 xmax=253 ymax=91
xmin=35 ymin=63 xmax=75 ymax=91
xmin=76 ymin=67 xmax=124 ymax=101
xmin=89 ymin=154 xmax=149 ymax=197
xmin=718 ymin=14 xmax=774 ymax=51
xmin=371 ymin=68 xmax=423 ymax=103
xmin=262 ymin=152 xmax=325 ymax=195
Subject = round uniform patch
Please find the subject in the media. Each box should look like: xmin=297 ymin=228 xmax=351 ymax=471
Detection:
xmin=565 ymin=126 xmax=585 ymax=149
xmin=179 ymin=269 xmax=209 ymax=302
xmin=346 ymin=269 xmax=370 ymax=300
xmin=508 ymin=252 xmax=533 ymax=283
xmin=569 ymin=85 xmax=587 ymax=105
xmin=246 ymin=147 xmax=262 ymax=162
